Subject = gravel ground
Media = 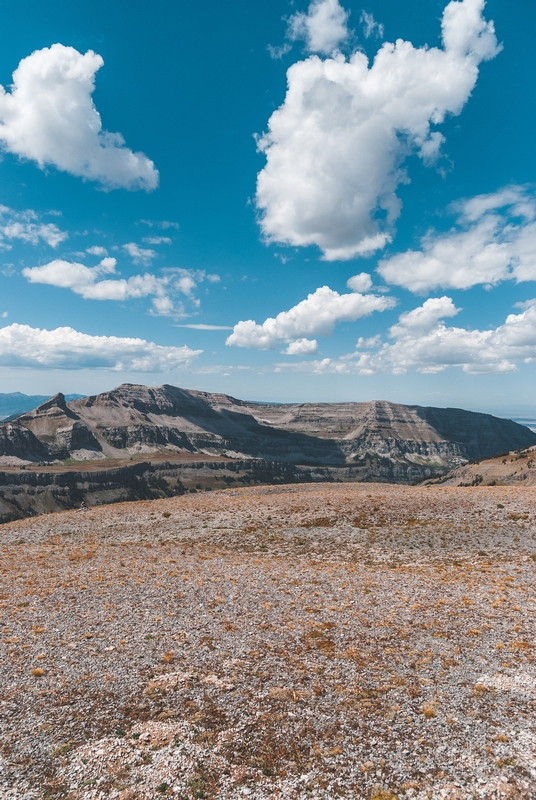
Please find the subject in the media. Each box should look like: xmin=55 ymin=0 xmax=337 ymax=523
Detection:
xmin=0 ymin=482 xmax=535 ymax=800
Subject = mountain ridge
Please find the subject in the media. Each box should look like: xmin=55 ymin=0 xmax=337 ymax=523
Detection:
xmin=2 ymin=383 xmax=534 ymax=480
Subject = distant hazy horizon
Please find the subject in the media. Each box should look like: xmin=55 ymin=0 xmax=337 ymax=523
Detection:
xmin=1 ymin=385 xmax=535 ymax=429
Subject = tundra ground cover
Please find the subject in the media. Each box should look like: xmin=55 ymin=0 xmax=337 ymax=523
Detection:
xmin=0 ymin=483 xmax=535 ymax=799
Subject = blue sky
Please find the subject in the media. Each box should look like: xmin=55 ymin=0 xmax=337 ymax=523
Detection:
xmin=0 ymin=0 xmax=535 ymax=415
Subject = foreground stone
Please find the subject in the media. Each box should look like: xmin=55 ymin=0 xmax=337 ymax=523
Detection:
xmin=0 ymin=483 xmax=534 ymax=799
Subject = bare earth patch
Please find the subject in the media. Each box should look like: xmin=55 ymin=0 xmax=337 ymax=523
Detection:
xmin=0 ymin=483 xmax=535 ymax=799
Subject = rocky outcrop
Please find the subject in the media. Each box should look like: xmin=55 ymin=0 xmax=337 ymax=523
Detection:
xmin=55 ymin=421 xmax=102 ymax=453
xmin=0 ymin=459 xmax=324 ymax=523
xmin=97 ymin=424 xmax=193 ymax=451
xmin=0 ymin=423 xmax=51 ymax=462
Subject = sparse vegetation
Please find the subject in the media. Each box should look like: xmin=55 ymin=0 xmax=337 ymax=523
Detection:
xmin=0 ymin=482 xmax=534 ymax=798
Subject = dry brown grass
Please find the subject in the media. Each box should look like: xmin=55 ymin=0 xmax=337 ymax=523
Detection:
xmin=30 ymin=668 xmax=45 ymax=677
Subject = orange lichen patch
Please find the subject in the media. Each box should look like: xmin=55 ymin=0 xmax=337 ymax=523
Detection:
xmin=242 ymin=525 xmax=258 ymax=534
xmin=461 ymin=596 xmax=473 ymax=606
xmin=422 ymin=703 xmax=438 ymax=719
xmin=145 ymin=671 xmax=194 ymax=694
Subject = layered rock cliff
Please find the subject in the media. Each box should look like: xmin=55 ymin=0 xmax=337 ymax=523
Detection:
xmin=2 ymin=383 xmax=535 ymax=480
xmin=0 ymin=422 xmax=50 ymax=463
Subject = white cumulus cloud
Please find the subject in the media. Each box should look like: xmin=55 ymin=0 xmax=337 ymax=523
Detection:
xmin=377 ymin=186 xmax=536 ymax=292
xmin=360 ymin=298 xmax=536 ymax=374
xmin=288 ymin=0 xmax=350 ymax=55
xmin=282 ymin=298 xmax=536 ymax=375
xmin=0 ymin=44 xmax=158 ymax=190
xmin=256 ymin=0 xmax=500 ymax=261
xmin=22 ymin=258 xmax=216 ymax=316
xmin=0 ymin=323 xmax=201 ymax=371
xmin=346 ymin=272 xmax=373 ymax=292
xmin=284 ymin=338 xmax=319 ymax=355
xmin=23 ymin=257 xmax=154 ymax=301
xmin=389 ymin=296 xmax=460 ymax=334
xmin=226 ymin=285 xmax=396 ymax=350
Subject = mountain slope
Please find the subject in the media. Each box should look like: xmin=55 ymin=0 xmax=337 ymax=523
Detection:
xmin=2 ymin=383 xmax=535 ymax=483
xmin=435 ymin=445 xmax=536 ymax=487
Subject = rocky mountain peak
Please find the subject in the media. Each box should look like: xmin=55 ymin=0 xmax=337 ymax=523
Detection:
xmin=23 ymin=392 xmax=79 ymax=421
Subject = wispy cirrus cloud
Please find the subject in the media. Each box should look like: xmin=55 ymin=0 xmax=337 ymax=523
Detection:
xmin=139 ymin=219 xmax=179 ymax=230
xmin=176 ymin=324 xmax=233 ymax=331
xmin=122 ymin=242 xmax=157 ymax=265
xmin=0 ymin=205 xmax=67 ymax=250
xmin=142 ymin=236 xmax=172 ymax=246
xmin=360 ymin=11 xmax=384 ymax=39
